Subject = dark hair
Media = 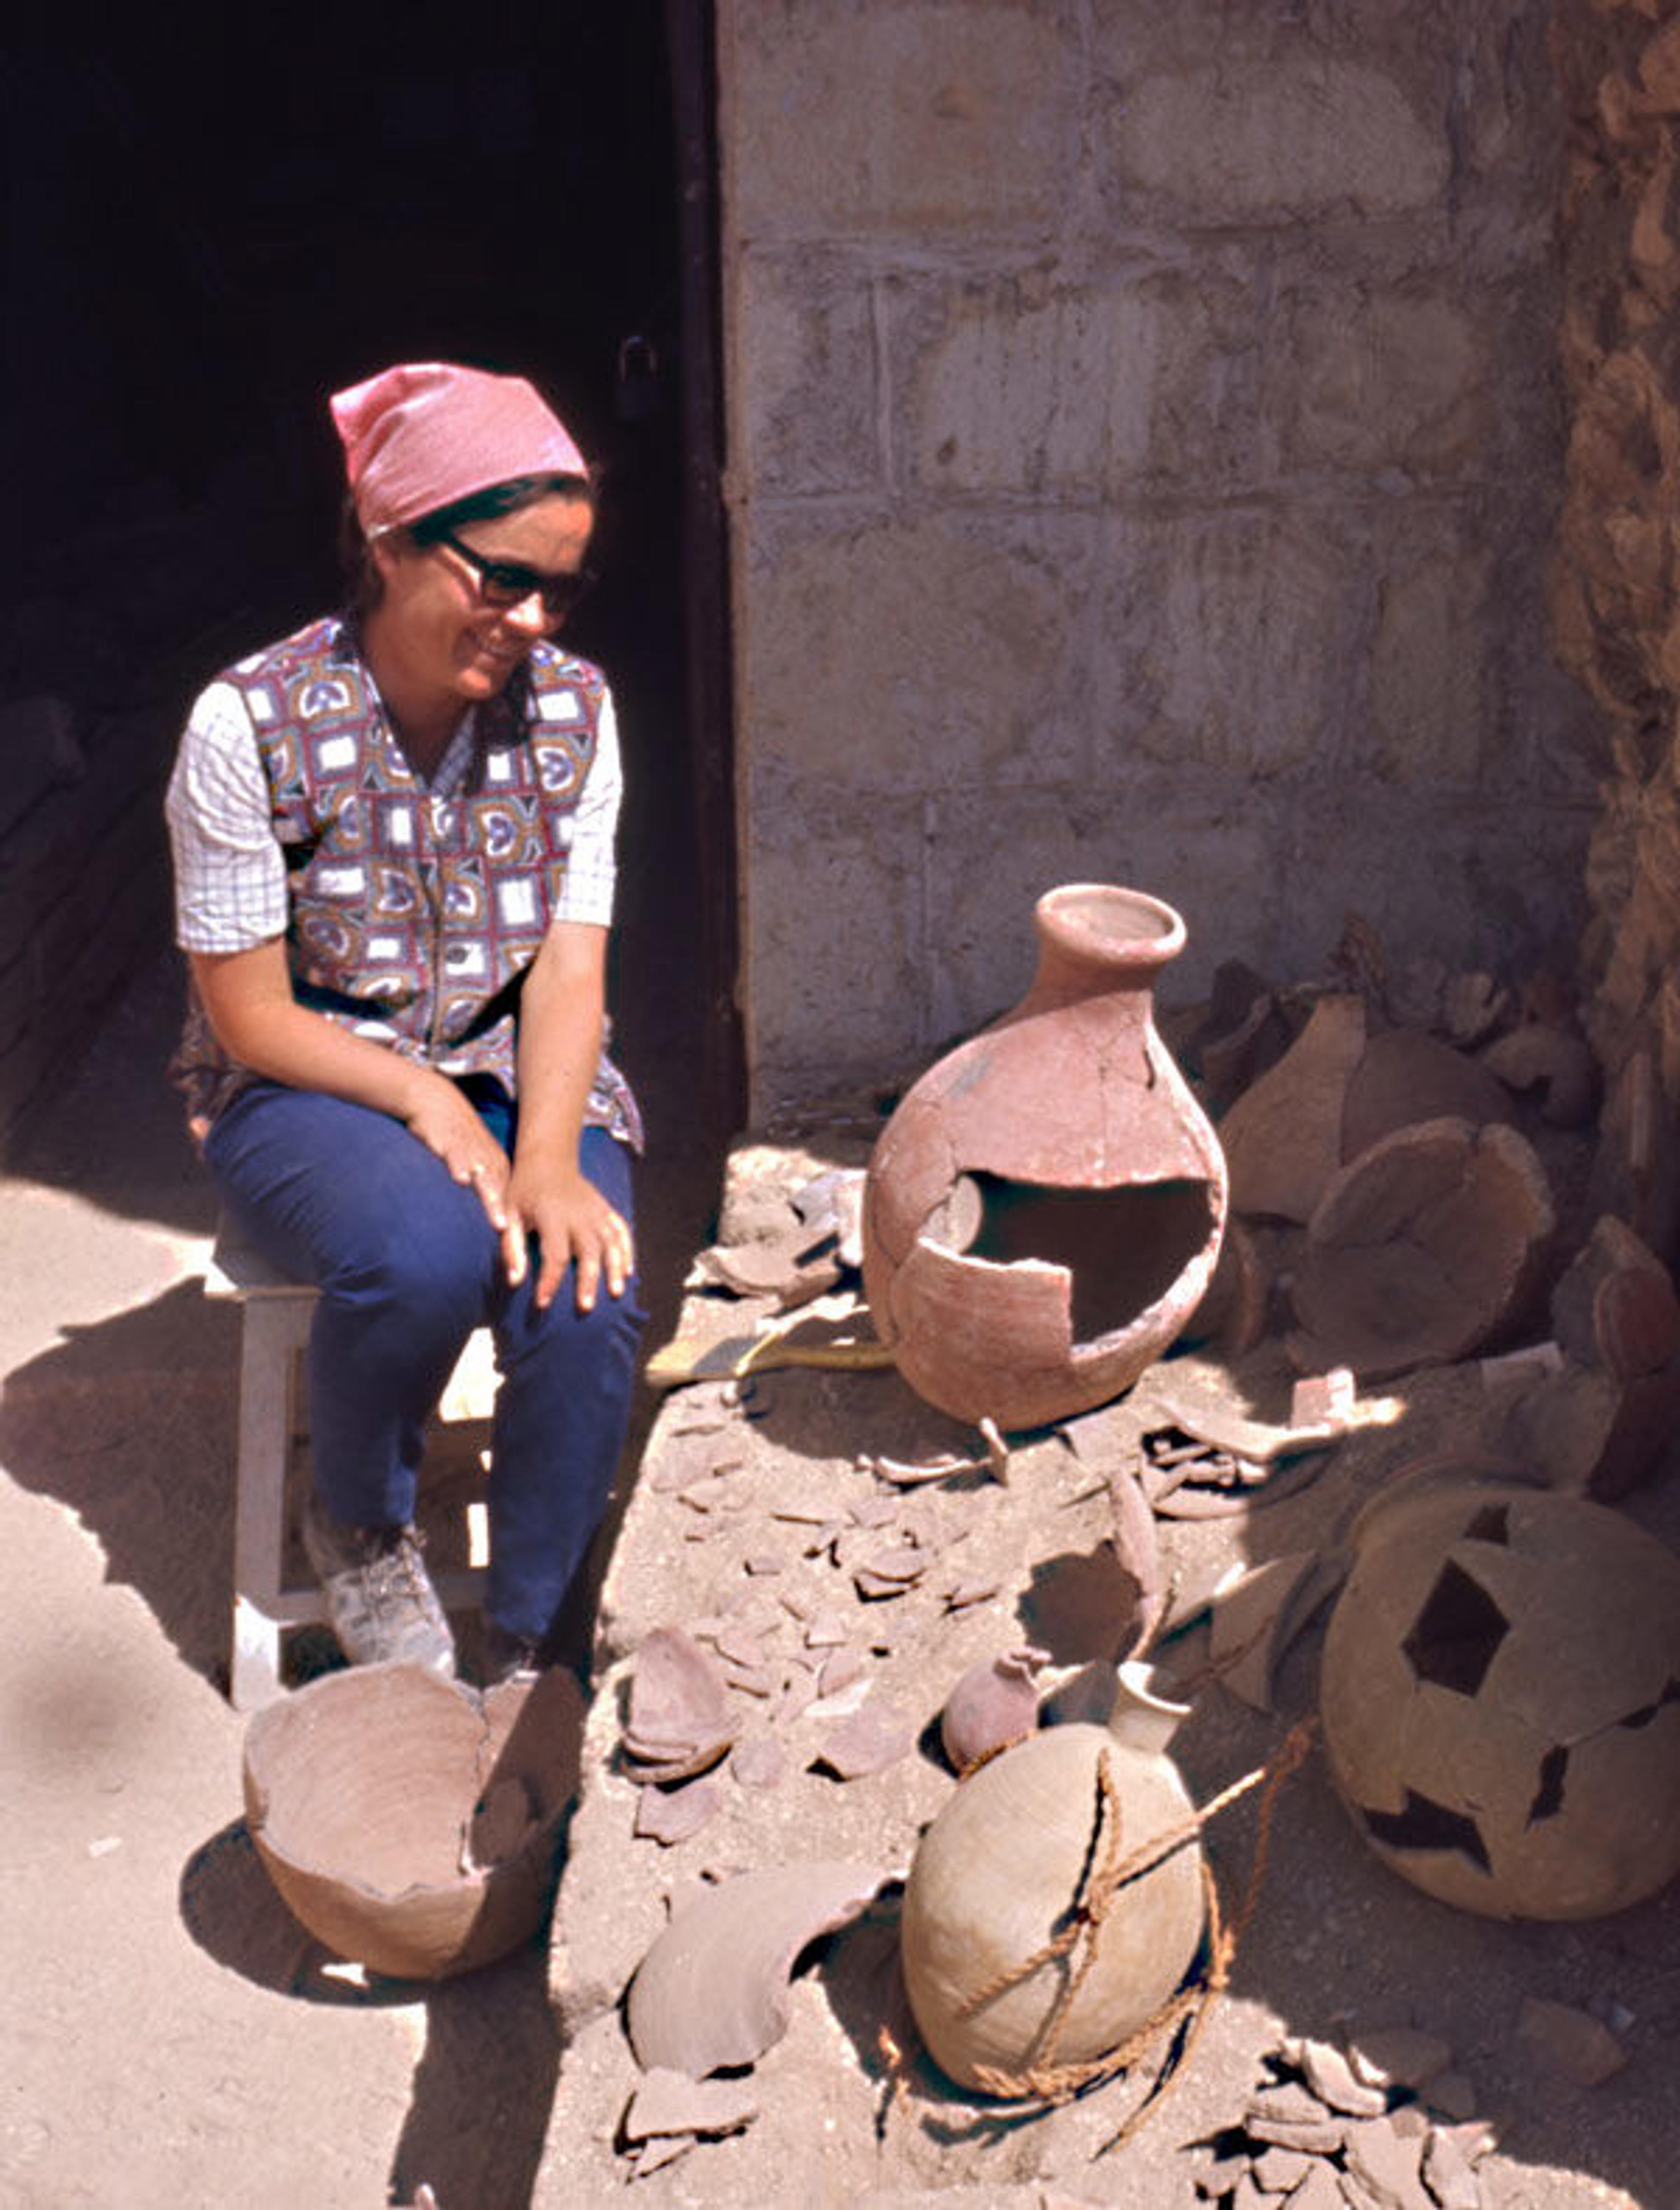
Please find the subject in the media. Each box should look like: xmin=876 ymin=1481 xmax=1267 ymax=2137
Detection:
xmin=340 ymin=468 xmax=598 ymax=611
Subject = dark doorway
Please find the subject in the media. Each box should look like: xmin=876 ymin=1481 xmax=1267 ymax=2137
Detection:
xmin=1 ymin=2 xmax=737 ymax=1173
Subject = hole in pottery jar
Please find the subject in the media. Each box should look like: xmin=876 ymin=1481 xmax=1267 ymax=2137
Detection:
xmin=953 ymin=1174 xmax=1218 ymax=1345
xmin=1362 ymin=1789 xmax=1491 ymax=1873
xmin=1400 ymin=1560 xmax=1510 ymax=1697
xmin=1463 ymin=1504 xmax=1511 ymax=1544
xmin=1527 ymin=1744 xmax=1568 ymax=1823
xmin=1617 ymin=1677 xmax=1680 ymax=1729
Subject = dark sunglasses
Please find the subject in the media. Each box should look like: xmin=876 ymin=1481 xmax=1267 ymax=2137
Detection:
xmin=436 ymin=530 xmax=595 ymax=620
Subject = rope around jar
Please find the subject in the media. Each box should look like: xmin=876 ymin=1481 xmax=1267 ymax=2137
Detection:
xmin=952 ymin=1719 xmax=1314 ymax=2120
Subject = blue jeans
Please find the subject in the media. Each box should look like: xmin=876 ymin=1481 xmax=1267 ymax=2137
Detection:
xmin=205 ymin=1080 xmax=645 ymax=1641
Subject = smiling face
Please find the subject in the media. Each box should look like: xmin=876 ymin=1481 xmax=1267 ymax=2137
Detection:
xmin=363 ymin=490 xmax=595 ymax=746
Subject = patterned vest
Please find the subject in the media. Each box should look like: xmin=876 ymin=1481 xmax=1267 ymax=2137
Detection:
xmin=173 ymin=616 xmax=641 ymax=1147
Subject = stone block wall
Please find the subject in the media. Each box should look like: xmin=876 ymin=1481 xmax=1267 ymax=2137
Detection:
xmin=718 ymin=0 xmax=1602 ymax=1114
xmin=1550 ymin=0 xmax=1680 ymax=1259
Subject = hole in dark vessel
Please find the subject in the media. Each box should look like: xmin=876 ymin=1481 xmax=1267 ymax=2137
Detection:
xmin=1362 ymin=1789 xmax=1491 ymax=1873
xmin=1527 ymin=1744 xmax=1568 ymax=1823
xmin=1401 ymin=1560 xmax=1509 ymax=1697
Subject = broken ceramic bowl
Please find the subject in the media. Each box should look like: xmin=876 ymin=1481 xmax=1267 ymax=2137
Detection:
xmin=1320 ymin=1477 xmax=1680 ymax=1918
xmin=242 ymin=1661 xmax=584 ymax=1979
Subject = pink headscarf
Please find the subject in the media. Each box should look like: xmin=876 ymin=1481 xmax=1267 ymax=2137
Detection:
xmin=329 ymin=361 xmax=589 ymax=533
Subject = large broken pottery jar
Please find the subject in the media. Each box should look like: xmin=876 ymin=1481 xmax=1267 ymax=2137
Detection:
xmin=900 ymin=1663 xmax=1206 ymax=2095
xmin=863 ymin=884 xmax=1228 ymax=1429
xmin=242 ymin=1661 xmax=584 ymax=1978
xmin=1320 ymin=1478 xmax=1680 ymax=1919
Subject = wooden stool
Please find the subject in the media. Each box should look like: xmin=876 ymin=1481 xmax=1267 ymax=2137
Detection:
xmin=205 ymin=1221 xmax=494 ymax=1709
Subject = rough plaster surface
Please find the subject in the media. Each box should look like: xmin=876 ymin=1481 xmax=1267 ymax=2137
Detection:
xmin=718 ymin=0 xmax=1599 ymax=1116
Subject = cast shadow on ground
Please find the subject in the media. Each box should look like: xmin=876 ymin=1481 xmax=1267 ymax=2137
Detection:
xmin=180 ymin=1817 xmax=562 ymax=2206
xmin=7 ymin=943 xmax=217 ymax=1238
xmin=0 ymin=1279 xmax=239 ymax=1686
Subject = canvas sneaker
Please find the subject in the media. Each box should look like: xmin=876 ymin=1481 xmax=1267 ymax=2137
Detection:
xmin=301 ymin=1498 xmax=457 ymax=1676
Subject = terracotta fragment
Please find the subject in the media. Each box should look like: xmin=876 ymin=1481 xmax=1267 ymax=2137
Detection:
xmin=1480 ymin=1023 xmax=1599 ymax=1127
xmin=1107 ymin=1462 xmax=1165 ymax=1656
xmin=1340 ymin=1024 xmax=1514 ymax=1164
xmin=1426 ymin=2073 xmax=1478 ymax=2122
xmin=1441 ymin=969 xmax=1509 ymax=1047
xmin=634 ymin=1775 xmax=723 ymax=1847
xmin=1209 ymin=1553 xmax=1325 ymax=1712
xmin=863 ymin=885 xmax=1228 ymax=1429
xmin=1422 ymin=2129 xmax=1482 ymax=2210
xmin=693 ymin=1224 xmax=842 ymax=1308
xmin=1516 ymin=1996 xmax=1626 ymax=2085
xmin=625 ymin=1861 xmax=885 ymax=2076
xmin=814 ymin=1698 xmax=915 ymax=1780
xmin=1218 ymin=993 xmax=1366 ymax=1223
xmin=1141 ymin=1358 xmax=1358 ymax=1463
xmin=816 ymin=1649 xmax=865 ymax=1698
xmin=729 ymin=1736 xmax=786 ymax=1791
xmin=1183 ymin=959 xmax=1288 ymax=1107
xmin=1280 ymin=2164 xmax=1342 ymax=2210
xmin=622 ymin=1627 xmax=738 ymax=1783
xmin=1340 ymin=2115 xmax=1431 ymax=2210
xmin=1289 ymin=1118 xmax=1554 ymax=1379
xmin=1551 ymin=1214 xmax=1680 ymax=1373
xmin=1184 ymin=1214 xmax=1270 ymax=1357
xmin=1346 ymin=2025 xmax=1452 ymax=2094
xmin=1019 ymin=1542 xmax=1141 ymax=1664
xmin=623 ymin=2066 xmax=758 ymax=2142
xmin=1289 ymin=2035 xmax=1388 ymax=2119
xmin=1251 ymin=2145 xmax=1313 ymax=2193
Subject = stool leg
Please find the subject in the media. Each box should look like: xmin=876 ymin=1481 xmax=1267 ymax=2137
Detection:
xmin=231 ymin=1594 xmax=286 ymax=1712
xmin=229 ymin=1294 xmax=314 ymax=1709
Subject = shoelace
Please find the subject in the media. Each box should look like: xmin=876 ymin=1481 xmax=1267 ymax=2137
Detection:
xmin=364 ymin=1529 xmax=434 ymax=1613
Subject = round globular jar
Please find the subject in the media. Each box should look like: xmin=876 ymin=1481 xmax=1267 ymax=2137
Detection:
xmin=863 ymin=884 xmax=1227 ymax=1430
xmin=900 ymin=1672 xmax=1205 ymax=2094
xmin=1321 ymin=1477 xmax=1680 ymax=1920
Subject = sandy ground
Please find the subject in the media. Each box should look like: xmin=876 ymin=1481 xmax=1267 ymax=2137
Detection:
xmin=4 ymin=961 xmax=1680 ymax=2209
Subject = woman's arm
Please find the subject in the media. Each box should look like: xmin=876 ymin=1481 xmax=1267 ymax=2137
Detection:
xmin=190 ymin=939 xmax=520 ymax=1256
xmin=507 ymin=919 xmax=634 ymax=1312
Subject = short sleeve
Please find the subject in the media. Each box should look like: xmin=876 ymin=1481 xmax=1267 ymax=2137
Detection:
xmin=164 ymin=681 xmax=288 ymax=952
xmin=550 ymin=684 xmax=622 ymax=929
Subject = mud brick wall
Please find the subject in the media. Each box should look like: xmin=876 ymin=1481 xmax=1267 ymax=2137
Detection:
xmin=1550 ymin=0 xmax=1680 ymax=1259
xmin=719 ymin=0 xmax=1601 ymax=1117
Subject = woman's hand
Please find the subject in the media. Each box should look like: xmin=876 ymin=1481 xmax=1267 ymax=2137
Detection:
xmin=507 ymin=1160 xmax=635 ymax=1313
xmin=401 ymin=1074 xmax=522 ymax=1276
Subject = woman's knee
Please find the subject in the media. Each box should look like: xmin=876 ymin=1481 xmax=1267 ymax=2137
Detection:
xmin=503 ymin=1272 xmax=645 ymax=1383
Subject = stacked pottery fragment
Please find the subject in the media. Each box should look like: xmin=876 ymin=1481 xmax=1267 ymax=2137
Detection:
xmin=1197 ymin=2034 xmax=1496 ymax=2209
